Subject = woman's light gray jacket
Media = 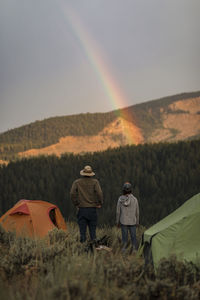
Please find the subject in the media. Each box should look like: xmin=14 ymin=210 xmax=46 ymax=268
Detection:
xmin=116 ymin=194 xmax=139 ymax=225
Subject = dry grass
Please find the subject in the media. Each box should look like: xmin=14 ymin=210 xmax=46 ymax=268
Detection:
xmin=0 ymin=223 xmax=200 ymax=300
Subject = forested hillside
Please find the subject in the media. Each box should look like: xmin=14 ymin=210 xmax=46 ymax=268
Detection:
xmin=0 ymin=139 xmax=199 ymax=226
xmin=0 ymin=91 xmax=200 ymax=161
xmin=0 ymin=112 xmax=116 ymax=160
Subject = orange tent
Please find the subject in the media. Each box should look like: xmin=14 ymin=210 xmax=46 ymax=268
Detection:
xmin=0 ymin=199 xmax=67 ymax=238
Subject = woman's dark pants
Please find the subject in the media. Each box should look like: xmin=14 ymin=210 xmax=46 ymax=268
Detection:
xmin=77 ymin=207 xmax=97 ymax=243
xmin=121 ymin=224 xmax=138 ymax=250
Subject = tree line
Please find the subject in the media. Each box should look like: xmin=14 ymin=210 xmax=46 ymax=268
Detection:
xmin=0 ymin=139 xmax=199 ymax=227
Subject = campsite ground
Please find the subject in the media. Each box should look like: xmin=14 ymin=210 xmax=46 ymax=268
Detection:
xmin=0 ymin=223 xmax=200 ymax=300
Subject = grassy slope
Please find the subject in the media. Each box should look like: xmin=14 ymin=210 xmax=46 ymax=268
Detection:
xmin=125 ymin=91 xmax=200 ymax=139
xmin=0 ymin=223 xmax=200 ymax=300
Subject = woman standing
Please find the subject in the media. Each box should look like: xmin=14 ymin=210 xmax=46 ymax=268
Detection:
xmin=116 ymin=182 xmax=139 ymax=252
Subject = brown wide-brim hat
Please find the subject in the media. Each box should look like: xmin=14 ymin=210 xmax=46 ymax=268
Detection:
xmin=80 ymin=165 xmax=95 ymax=177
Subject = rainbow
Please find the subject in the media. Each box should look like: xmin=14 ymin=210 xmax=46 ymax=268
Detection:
xmin=58 ymin=2 xmax=140 ymax=144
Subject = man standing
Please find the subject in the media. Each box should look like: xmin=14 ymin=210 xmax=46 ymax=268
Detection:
xmin=70 ymin=165 xmax=103 ymax=243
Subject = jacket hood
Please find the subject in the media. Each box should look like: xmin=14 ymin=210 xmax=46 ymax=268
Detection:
xmin=119 ymin=195 xmax=131 ymax=206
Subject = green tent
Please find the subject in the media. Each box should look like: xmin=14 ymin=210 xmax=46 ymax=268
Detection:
xmin=140 ymin=193 xmax=200 ymax=269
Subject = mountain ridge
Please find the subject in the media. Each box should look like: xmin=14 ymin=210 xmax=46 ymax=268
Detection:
xmin=0 ymin=91 xmax=200 ymax=161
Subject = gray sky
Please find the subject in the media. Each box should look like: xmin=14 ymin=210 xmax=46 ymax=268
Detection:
xmin=0 ymin=0 xmax=200 ymax=133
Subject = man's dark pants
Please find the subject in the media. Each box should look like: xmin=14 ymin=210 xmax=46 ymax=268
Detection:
xmin=77 ymin=207 xmax=97 ymax=243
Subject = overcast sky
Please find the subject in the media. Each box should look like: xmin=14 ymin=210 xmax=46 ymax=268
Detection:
xmin=0 ymin=0 xmax=200 ymax=133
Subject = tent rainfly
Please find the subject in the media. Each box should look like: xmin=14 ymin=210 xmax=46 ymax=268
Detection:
xmin=140 ymin=193 xmax=200 ymax=269
xmin=0 ymin=199 xmax=67 ymax=238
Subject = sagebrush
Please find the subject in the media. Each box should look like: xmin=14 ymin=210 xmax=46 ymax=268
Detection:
xmin=0 ymin=223 xmax=200 ymax=300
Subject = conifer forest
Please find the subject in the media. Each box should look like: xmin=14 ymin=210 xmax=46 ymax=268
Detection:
xmin=0 ymin=139 xmax=199 ymax=227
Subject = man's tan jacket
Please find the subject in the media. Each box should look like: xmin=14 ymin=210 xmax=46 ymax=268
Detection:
xmin=70 ymin=177 xmax=103 ymax=207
